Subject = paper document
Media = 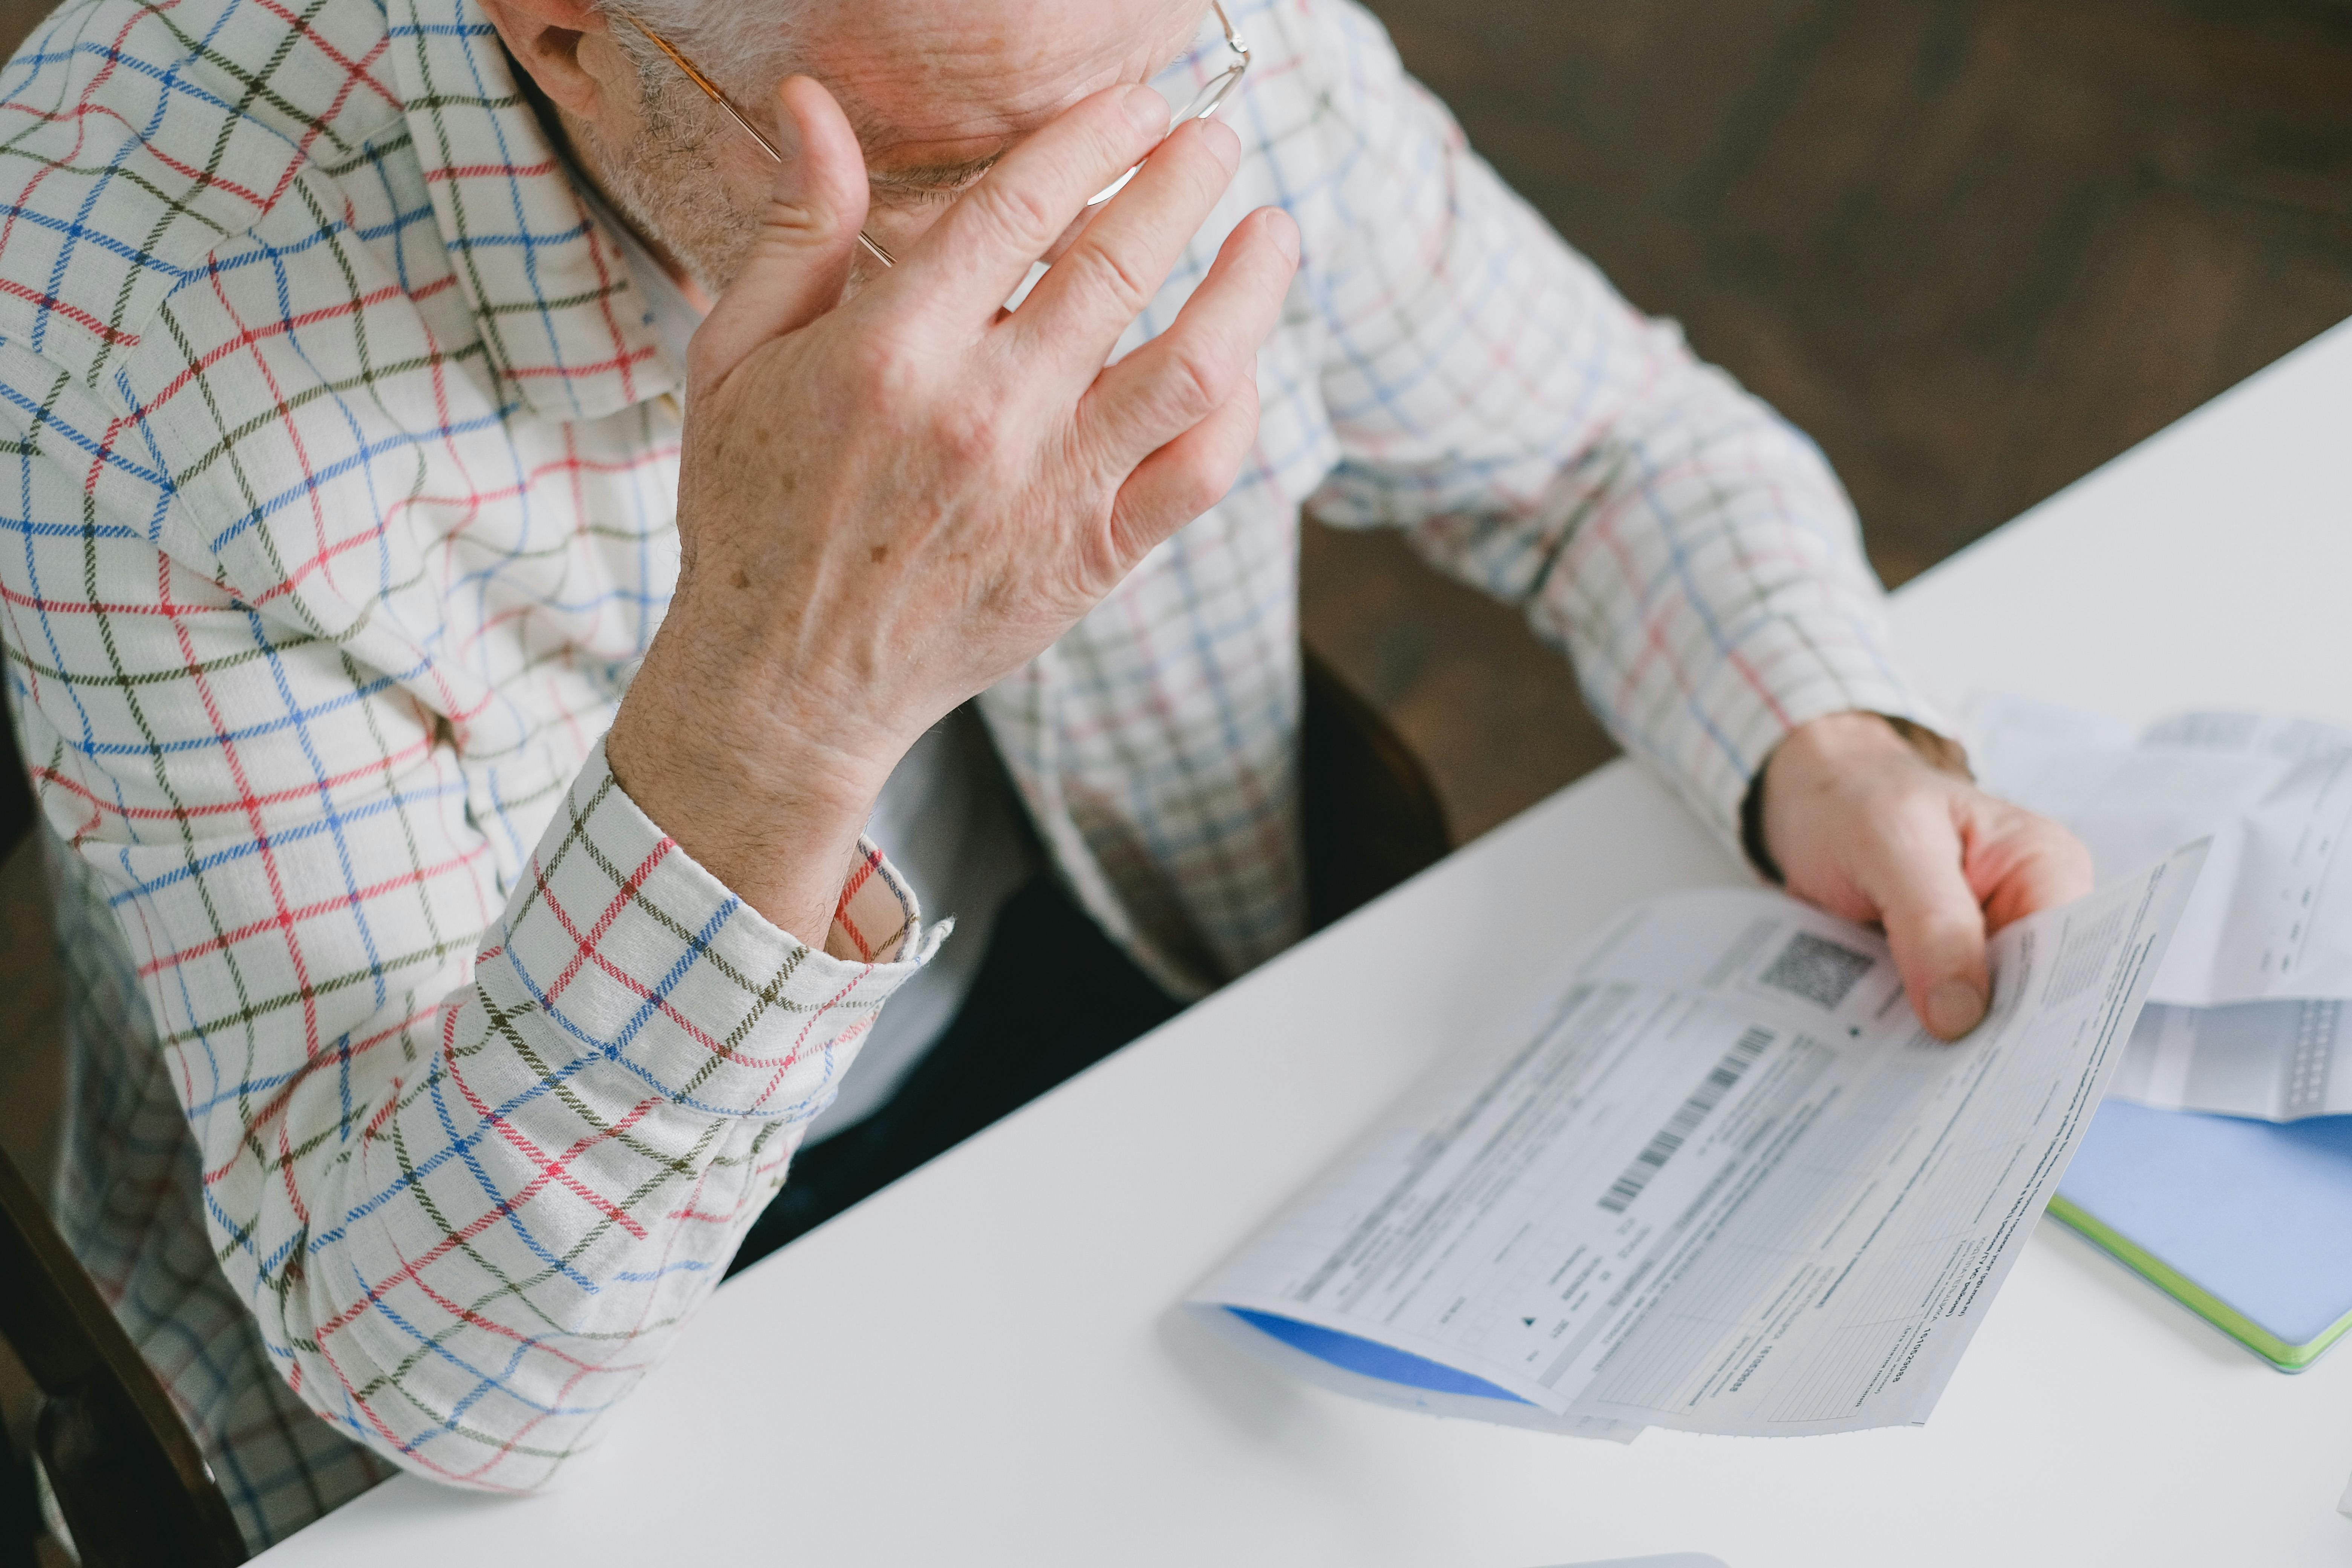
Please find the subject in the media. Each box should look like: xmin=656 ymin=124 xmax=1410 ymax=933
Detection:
xmin=2109 ymin=1000 xmax=2352 ymax=1121
xmin=1972 ymin=700 xmax=2352 ymax=1006
xmin=1973 ymin=699 xmax=2352 ymax=1118
xmin=1188 ymin=846 xmax=2201 ymax=1439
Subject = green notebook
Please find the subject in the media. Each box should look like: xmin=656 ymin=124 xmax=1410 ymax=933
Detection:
xmin=2050 ymin=1098 xmax=2352 ymax=1371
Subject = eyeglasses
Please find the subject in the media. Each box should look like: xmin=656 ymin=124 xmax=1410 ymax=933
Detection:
xmin=605 ymin=3 xmax=1253 ymax=271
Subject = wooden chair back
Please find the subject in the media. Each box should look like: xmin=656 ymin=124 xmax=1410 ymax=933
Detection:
xmin=0 ymin=705 xmax=248 ymax=1567
xmin=1302 ymin=645 xmax=1454 ymax=930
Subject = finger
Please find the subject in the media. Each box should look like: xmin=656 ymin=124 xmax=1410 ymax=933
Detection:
xmin=1076 ymin=206 xmax=1297 ymax=471
xmin=901 ymin=83 xmax=1172 ymax=325
xmin=1859 ymin=803 xmax=1993 ymax=1041
xmin=1973 ymin=809 xmax=2096 ymax=932
xmin=692 ymin=75 xmax=870 ymax=385
xmin=1013 ymin=116 xmax=1246 ymax=372
xmin=1104 ymin=369 xmax=1259 ymax=564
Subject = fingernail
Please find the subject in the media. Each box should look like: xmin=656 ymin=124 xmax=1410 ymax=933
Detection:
xmin=1267 ymin=208 xmax=1301 ymax=262
xmin=1926 ymin=980 xmax=1985 ymax=1040
xmin=1124 ymin=83 xmax=1172 ymax=135
xmin=771 ymin=79 xmax=804 ymax=162
xmin=1196 ymin=115 xmax=1242 ymax=173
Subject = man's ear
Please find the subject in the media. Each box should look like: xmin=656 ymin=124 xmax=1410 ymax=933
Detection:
xmin=476 ymin=0 xmax=620 ymax=118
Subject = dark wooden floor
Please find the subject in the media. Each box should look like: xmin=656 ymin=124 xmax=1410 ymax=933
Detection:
xmin=1311 ymin=0 xmax=2352 ymax=838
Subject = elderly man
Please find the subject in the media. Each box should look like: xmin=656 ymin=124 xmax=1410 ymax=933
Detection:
xmin=0 ymin=0 xmax=2085 ymax=1549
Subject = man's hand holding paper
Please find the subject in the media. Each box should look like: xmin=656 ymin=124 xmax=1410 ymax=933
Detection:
xmin=1758 ymin=710 xmax=2093 ymax=1042
xmin=1190 ymin=844 xmax=2203 ymax=1438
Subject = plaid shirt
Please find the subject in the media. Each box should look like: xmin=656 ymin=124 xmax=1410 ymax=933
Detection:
xmin=0 ymin=0 xmax=1935 ymax=1548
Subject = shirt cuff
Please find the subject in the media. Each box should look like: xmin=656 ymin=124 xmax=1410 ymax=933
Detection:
xmin=473 ymin=740 xmax=942 ymax=1120
xmin=1675 ymin=635 xmax=1959 ymax=869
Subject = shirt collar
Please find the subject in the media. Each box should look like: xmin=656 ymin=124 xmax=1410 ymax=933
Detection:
xmin=385 ymin=0 xmax=674 ymax=423
xmin=575 ymin=179 xmax=704 ymax=378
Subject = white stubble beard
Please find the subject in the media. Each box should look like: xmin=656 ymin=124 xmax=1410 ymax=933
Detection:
xmin=571 ymin=68 xmax=765 ymax=300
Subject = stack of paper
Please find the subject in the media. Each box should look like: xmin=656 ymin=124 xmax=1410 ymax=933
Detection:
xmin=1972 ymin=700 xmax=2352 ymax=1121
xmin=1975 ymin=700 xmax=2352 ymax=1370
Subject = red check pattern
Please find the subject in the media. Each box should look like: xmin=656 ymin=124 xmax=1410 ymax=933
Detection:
xmin=0 ymin=0 xmax=1936 ymax=1549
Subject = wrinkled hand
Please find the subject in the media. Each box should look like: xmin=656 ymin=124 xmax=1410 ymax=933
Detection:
xmin=607 ymin=76 xmax=1299 ymax=941
xmin=1759 ymin=712 xmax=2094 ymax=1041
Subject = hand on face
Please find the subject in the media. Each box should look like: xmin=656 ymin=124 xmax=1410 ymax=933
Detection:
xmin=607 ymin=74 xmax=1298 ymax=941
xmin=1759 ymin=712 xmax=2095 ymax=1041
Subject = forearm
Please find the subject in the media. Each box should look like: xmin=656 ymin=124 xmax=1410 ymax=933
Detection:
xmin=605 ymin=602 xmax=899 ymax=949
xmin=1550 ymin=413 xmax=1917 ymax=815
xmin=126 ymin=744 xmax=927 ymax=1488
xmin=1394 ymin=344 xmax=1939 ymax=846
xmin=1293 ymin=9 xmax=1941 ymax=841
xmin=251 ymin=1024 xmax=803 ymax=1487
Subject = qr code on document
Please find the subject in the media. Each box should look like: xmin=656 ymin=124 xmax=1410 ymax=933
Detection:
xmin=1758 ymin=931 xmax=1877 ymax=1010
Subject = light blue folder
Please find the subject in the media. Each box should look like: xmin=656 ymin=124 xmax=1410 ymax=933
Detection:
xmin=2050 ymin=1100 xmax=2352 ymax=1370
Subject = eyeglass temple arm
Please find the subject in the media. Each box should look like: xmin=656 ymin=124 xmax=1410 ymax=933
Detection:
xmin=1212 ymin=3 xmax=1249 ymax=78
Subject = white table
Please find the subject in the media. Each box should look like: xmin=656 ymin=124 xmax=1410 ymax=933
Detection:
xmin=258 ymin=322 xmax=2352 ymax=1567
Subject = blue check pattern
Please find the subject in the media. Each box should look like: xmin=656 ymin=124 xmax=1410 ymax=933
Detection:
xmin=0 ymin=0 xmax=1935 ymax=1548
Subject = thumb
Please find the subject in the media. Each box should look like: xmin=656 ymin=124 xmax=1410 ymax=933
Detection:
xmin=692 ymin=74 xmax=871 ymax=384
xmin=1870 ymin=835 xmax=1992 ymax=1042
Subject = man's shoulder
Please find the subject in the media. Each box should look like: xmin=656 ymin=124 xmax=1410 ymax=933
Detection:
xmin=0 ymin=0 xmax=410 ymax=395
xmin=1226 ymin=0 xmax=1434 ymax=220
xmin=1239 ymin=0 xmax=1406 ymax=111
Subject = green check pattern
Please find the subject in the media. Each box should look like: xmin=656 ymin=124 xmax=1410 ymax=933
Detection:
xmin=0 ymin=0 xmax=1936 ymax=1548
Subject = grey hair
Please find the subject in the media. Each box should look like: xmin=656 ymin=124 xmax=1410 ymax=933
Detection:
xmin=598 ymin=0 xmax=812 ymax=103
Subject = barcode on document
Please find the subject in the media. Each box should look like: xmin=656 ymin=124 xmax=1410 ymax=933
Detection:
xmin=1598 ymin=1026 xmax=1776 ymax=1214
xmin=1758 ymin=931 xmax=1877 ymax=1011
